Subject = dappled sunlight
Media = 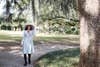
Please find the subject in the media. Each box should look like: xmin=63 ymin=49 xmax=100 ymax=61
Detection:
xmin=10 ymin=46 xmax=20 ymax=50
xmin=85 ymin=0 xmax=99 ymax=16
xmin=0 ymin=46 xmax=20 ymax=51
xmin=0 ymin=0 xmax=80 ymax=67
xmin=37 ymin=33 xmax=79 ymax=38
xmin=0 ymin=32 xmax=80 ymax=67
xmin=0 ymin=46 xmax=5 ymax=50
xmin=79 ymin=0 xmax=100 ymax=66
xmin=0 ymin=31 xmax=22 ymax=36
xmin=0 ymin=40 xmax=18 ymax=42
xmin=0 ymin=40 xmax=20 ymax=52
xmin=8 ymin=49 xmax=22 ymax=56
xmin=35 ymin=48 xmax=80 ymax=67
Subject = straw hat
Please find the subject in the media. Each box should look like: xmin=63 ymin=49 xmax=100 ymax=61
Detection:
xmin=24 ymin=22 xmax=35 ymax=30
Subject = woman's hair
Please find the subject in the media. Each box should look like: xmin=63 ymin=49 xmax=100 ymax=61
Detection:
xmin=25 ymin=25 xmax=34 ymax=30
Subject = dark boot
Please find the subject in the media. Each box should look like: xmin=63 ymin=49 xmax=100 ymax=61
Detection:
xmin=28 ymin=54 xmax=31 ymax=64
xmin=24 ymin=54 xmax=27 ymax=66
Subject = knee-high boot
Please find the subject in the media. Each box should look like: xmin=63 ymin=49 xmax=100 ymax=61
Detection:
xmin=24 ymin=54 xmax=27 ymax=66
xmin=28 ymin=54 xmax=31 ymax=64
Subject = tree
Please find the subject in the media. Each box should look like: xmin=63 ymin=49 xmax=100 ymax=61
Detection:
xmin=79 ymin=0 xmax=100 ymax=67
xmin=0 ymin=0 xmax=30 ymax=22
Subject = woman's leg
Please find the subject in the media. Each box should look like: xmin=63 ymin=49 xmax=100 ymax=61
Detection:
xmin=28 ymin=54 xmax=31 ymax=64
xmin=24 ymin=54 xmax=27 ymax=66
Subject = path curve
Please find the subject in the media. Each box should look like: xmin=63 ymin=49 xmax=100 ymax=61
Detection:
xmin=0 ymin=41 xmax=79 ymax=67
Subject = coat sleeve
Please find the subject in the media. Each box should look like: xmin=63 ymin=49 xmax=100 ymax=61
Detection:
xmin=21 ymin=31 xmax=25 ymax=45
xmin=32 ymin=29 xmax=36 ymax=36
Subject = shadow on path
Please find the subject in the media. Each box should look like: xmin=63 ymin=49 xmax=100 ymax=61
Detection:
xmin=0 ymin=40 xmax=79 ymax=67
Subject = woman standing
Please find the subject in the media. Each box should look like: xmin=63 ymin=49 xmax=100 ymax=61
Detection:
xmin=21 ymin=24 xmax=35 ymax=66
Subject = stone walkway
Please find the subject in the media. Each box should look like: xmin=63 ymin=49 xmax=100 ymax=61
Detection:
xmin=0 ymin=41 xmax=79 ymax=67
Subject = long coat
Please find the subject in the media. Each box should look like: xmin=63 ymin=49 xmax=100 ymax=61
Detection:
xmin=21 ymin=30 xmax=35 ymax=54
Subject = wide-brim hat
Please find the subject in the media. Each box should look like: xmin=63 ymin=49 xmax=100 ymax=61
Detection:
xmin=24 ymin=23 xmax=34 ymax=30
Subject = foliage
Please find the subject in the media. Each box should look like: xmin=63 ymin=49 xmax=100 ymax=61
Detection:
xmin=35 ymin=0 xmax=79 ymax=34
xmin=0 ymin=0 xmax=79 ymax=34
xmin=38 ymin=0 xmax=78 ymax=20
xmin=0 ymin=22 xmax=24 ymax=31
xmin=38 ymin=18 xmax=79 ymax=34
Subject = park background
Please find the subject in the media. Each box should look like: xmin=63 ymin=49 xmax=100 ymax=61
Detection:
xmin=0 ymin=0 xmax=94 ymax=67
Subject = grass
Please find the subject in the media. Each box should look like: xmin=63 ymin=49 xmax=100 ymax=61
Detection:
xmin=0 ymin=34 xmax=21 ymax=41
xmin=35 ymin=36 xmax=79 ymax=43
xmin=0 ymin=34 xmax=79 ymax=46
xmin=35 ymin=48 xmax=80 ymax=67
xmin=0 ymin=31 xmax=80 ymax=67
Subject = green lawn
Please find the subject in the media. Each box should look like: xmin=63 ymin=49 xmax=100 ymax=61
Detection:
xmin=0 ymin=34 xmax=79 ymax=46
xmin=35 ymin=48 xmax=80 ymax=67
xmin=0 ymin=34 xmax=21 ymax=41
xmin=0 ymin=32 xmax=80 ymax=67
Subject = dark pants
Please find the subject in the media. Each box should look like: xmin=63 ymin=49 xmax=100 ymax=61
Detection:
xmin=24 ymin=54 xmax=31 ymax=64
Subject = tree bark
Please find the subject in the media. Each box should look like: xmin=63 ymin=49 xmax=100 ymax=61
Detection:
xmin=31 ymin=0 xmax=35 ymax=23
xmin=79 ymin=0 xmax=100 ymax=67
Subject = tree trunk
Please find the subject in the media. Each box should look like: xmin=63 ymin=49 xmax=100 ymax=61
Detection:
xmin=34 ymin=0 xmax=40 ymax=26
xmin=79 ymin=0 xmax=100 ymax=67
xmin=31 ymin=0 xmax=35 ymax=23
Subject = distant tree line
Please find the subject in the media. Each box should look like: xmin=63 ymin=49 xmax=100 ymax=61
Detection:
xmin=0 ymin=0 xmax=79 ymax=34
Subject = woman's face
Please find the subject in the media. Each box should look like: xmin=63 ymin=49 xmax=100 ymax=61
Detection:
xmin=27 ymin=26 xmax=31 ymax=30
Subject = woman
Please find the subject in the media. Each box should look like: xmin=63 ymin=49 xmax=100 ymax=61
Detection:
xmin=21 ymin=24 xmax=35 ymax=66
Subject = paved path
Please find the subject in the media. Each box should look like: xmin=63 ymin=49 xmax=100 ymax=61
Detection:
xmin=0 ymin=41 xmax=79 ymax=67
